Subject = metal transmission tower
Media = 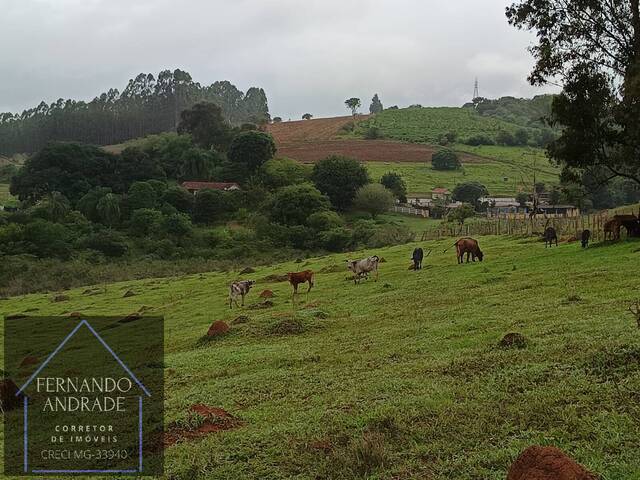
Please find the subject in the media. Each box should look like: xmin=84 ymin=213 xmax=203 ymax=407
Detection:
xmin=473 ymin=78 xmax=479 ymax=99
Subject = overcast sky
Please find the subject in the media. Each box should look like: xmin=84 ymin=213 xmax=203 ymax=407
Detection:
xmin=0 ymin=0 xmax=558 ymax=120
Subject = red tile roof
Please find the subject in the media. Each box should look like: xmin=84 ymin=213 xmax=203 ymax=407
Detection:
xmin=432 ymin=188 xmax=450 ymax=194
xmin=181 ymin=181 xmax=240 ymax=191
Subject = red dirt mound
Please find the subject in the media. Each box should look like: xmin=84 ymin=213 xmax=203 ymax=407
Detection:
xmin=20 ymin=356 xmax=39 ymax=367
xmin=259 ymin=289 xmax=275 ymax=298
xmin=507 ymin=446 xmax=598 ymax=480
xmin=0 ymin=379 xmax=20 ymax=411
xmin=207 ymin=321 xmax=230 ymax=337
xmin=164 ymin=404 xmax=241 ymax=447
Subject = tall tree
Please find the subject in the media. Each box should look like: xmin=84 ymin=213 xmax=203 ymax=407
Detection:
xmin=177 ymin=102 xmax=232 ymax=151
xmin=369 ymin=94 xmax=384 ymax=114
xmin=345 ymin=98 xmax=361 ymax=117
xmin=507 ymin=0 xmax=640 ymax=186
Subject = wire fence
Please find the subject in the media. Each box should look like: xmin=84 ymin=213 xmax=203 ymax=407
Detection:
xmin=418 ymin=211 xmax=637 ymax=242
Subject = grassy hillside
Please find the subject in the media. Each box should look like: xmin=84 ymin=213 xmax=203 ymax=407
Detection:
xmin=1 ymin=237 xmax=639 ymax=479
xmin=366 ymin=146 xmax=559 ymax=196
xmin=358 ymin=107 xmax=528 ymax=144
xmin=0 ymin=183 xmax=16 ymax=207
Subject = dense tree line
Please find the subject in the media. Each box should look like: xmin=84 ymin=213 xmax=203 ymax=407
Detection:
xmin=0 ymin=69 xmax=269 ymax=155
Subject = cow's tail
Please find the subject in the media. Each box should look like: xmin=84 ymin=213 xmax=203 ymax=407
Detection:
xmin=442 ymin=241 xmax=458 ymax=254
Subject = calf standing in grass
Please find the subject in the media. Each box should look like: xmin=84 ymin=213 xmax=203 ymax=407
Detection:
xmin=229 ymin=280 xmax=255 ymax=308
xmin=581 ymin=229 xmax=591 ymax=248
xmin=544 ymin=227 xmax=558 ymax=248
xmin=288 ymin=270 xmax=314 ymax=295
xmin=454 ymin=238 xmax=484 ymax=264
xmin=412 ymin=248 xmax=424 ymax=270
xmin=346 ymin=256 xmax=380 ymax=284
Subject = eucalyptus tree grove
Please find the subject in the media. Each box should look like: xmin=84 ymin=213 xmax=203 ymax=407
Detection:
xmin=0 ymin=69 xmax=270 ymax=155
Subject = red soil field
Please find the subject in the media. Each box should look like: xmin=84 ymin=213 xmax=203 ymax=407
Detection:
xmin=267 ymin=115 xmax=486 ymax=164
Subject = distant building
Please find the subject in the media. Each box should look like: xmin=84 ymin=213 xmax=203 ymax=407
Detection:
xmin=181 ymin=181 xmax=241 ymax=195
xmin=431 ymin=188 xmax=451 ymax=200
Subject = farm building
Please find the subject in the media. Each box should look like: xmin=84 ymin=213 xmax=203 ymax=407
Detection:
xmin=431 ymin=188 xmax=451 ymax=200
xmin=181 ymin=181 xmax=241 ymax=195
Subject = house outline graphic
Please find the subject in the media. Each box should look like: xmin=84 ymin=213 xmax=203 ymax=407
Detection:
xmin=15 ymin=318 xmax=152 ymax=475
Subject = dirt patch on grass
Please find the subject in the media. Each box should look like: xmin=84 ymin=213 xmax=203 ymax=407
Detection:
xmin=319 ymin=264 xmax=344 ymax=274
xmin=499 ymin=333 xmax=528 ymax=349
xmin=164 ymin=404 xmax=242 ymax=447
xmin=268 ymin=318 xmax=305 ymax=335
xmin=507 ymin=445 xmax=598 ymax=480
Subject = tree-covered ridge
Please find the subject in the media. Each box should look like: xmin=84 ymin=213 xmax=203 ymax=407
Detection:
xmin=0 ymin=69 xmax=270 ymax=155
xmin=465 ymin=94 xmax=556 ymax=130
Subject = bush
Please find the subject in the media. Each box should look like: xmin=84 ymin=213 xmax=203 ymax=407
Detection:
xmin=366 ymin=224 xmax=414 ymax=248
xmin=311 ymin=156 xmax=370 ymax=210
xmin=129 ymin=208 xmax=164 ymax=237
xmin=269 ymin=183 xmax=331 ymax=226
xmin=364 ymin=127 xmax=383 ymax=140
xmin=496 ymin=130 xmax=516 ymax=146
xmin=464 ymin=135 xmax=495 ymax=146
xmin=162 ymin=186 xmax=194 ymax=214
xmin=163 ymin=213 xmax=193 ymax=238
xmin=194 ymin=189 xmax=239 ymax=224
xmin=380 ymin=172 xmax=408 ymax=203
xmin=79 ymin=231 xmax=128 ymax=257
xmin=319 ymin=227 xmax=352 ymax=252
xmin=307 ymin=211 xmax=344 ymax=232
xmin=452 ymin=182 xmax=488 ymax=209
xmin=431 ymin=149 xmax=461 ymax=171
xmin=23 ymin=220 xmax=72 ymax=259
xmin=259 ymin=158 xmax=310 ymax=189
xmin=354 ymin=184 xmax=395 ymax=218
xmin=447 ymin=203 xmax=475 ymax=224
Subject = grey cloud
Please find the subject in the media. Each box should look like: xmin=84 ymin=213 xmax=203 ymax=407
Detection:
xmin=0 ymin=0 xmax=558 ymax=118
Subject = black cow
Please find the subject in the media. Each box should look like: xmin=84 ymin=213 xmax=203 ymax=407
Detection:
xmin=412 ymin=248 xmax=424 ymax=270
xmin=544 ymin=227 xmax=558 ymax=248
xmin=581 ymin=229 xmax=591 ymax=248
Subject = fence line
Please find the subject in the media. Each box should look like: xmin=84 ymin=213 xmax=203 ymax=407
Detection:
xmin=419 ymin=213 xmax=613 ymax=242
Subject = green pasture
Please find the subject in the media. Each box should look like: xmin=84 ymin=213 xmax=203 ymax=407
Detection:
xmin=1 ymin=236 xmax=639 ymax=478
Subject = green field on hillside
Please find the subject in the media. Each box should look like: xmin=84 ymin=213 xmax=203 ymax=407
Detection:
xmin=366 ymin=152 xmax=559 ymax=196
xmin=1 ymin=237 xmax=639 ymax=479
xmin=358 ymin=107 xmax=530 ymax=144
xmin=0 ymin=183 xmax=16 ymax=207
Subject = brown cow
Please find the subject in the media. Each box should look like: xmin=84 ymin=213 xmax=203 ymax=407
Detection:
xmin=604 ymin=219 xmax=621 ymax=241
xmin=455 ymin=238 xmax=484 ymax=264
xmin=288 ymin=270 xmax=314 ymax=295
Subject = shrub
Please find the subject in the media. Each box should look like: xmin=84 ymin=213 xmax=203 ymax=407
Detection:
xmin=354 ymin=184 xmax=395 ymax=218
xmin=269 ymin=183 xmax=331 ymax=226
xmin=79 ymin=231 xmax=128 ymax=257
xmin=431 ymin=149 xmax=461 ymax=171
xmin=129 ymin=208 xmax=164 ymax=237
xmin=380 ymin=172 xmax=408 ymax=203
xmin=496 ymin=130 xmax=516 ymax=146
xmin=162 ymin=186 xmax=194 ymax=214
xmin=307 ymin=211 xmax=344 ymax=232
xmin=319 ymin=227 xmax=352 ymax=252
xmin=364 ymin=127 xmax=383 ymax=140
xmin=259 ymin=158 xmax=309 ymax=189
xmin=464 ymin=135 xmax=495 ymax=146
xmin=311 ymin=155 xmax=370 ymax=210
xmin=452 ymin=182 xmax=488 ymax=209
xmin=164 ymin=213 xmax=193 ymax=238
xmin=23 ymin=220 xmax=72 ymax=259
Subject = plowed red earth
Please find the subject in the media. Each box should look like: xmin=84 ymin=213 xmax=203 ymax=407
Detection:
xmin=267 ymin=116 xmax=486 ymax=164
xmin=164 ymin=404 xmax=241 ymax=447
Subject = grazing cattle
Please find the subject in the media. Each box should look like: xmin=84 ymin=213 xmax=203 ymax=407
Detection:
xmin=455 ymin=238 xmax=483 ymax=264
xmin=581 ymin=229 xmax=591 ymax=248
xmin=287 ymin=270 xmax=314 ymax=294
xmin=544 ymin=227 xmax=558 ymax=248
xmin=346 ymin=256 xmax=380 ymax=284
xmin=228 ymin=280 xmax=256 ymax=308
xmin=412 ymin=248 xmax=424 ymax=270
xmin=604 ymin=219 xmax=621 ymax=241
